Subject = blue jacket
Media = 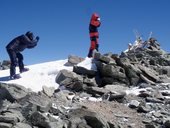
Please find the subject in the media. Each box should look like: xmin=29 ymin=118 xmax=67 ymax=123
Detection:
xmin=6 ymin=34 xmax=38 ymax=52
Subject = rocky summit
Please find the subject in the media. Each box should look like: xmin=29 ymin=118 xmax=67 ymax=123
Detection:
xmin=0 ymin=38 xmax=170 ymax=128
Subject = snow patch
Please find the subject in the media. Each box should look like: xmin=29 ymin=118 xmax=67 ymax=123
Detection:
xmin=77 ymin=57 xmax=97 ymax=71
xmin=0 ymin=58 xmax=95 ymax=92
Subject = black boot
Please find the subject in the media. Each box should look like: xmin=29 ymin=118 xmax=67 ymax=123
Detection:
xmin=10 ymin=74 xmax=21 ymax=80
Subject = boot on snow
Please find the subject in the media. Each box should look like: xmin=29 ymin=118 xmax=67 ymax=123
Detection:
xmin=10 ymin=74 xmax=21 ymax=80
xmin=20 ymin=68 xmax=29 ymax=73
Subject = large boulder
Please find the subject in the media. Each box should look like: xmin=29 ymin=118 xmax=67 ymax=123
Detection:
xmin=65 ymin=55 xmax=84 ymax=66
xmin=67 ymin=108 xmax=110 ymax=128
xmin=99 ymin=64 xmax=128 ymax=85
xmin=0 ymin=83 xmax=29 ymax=102
xmin=73 ymin=66 xmax=97 ymax=78
xmin=56 ymin=69 xmax=84 ymax=91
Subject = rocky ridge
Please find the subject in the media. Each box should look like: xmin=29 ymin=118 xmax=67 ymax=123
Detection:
xmin=0 ymin=38 xmax=170 ymax=128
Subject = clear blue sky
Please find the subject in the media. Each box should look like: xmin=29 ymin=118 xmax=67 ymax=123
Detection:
xmin=1 ymin=0 xmax=170 ymax=65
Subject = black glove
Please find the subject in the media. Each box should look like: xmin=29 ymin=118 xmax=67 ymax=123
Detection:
xmin=36 ymin=36 xmax=40 ymax=41
xmin=95 ymin=44 xmax=99 ymax=51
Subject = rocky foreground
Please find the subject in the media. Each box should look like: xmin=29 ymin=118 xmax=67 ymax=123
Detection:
xmin=0 ymin=39 xmax=170 ymax=128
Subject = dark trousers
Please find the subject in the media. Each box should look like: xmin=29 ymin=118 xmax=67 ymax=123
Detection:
xmin=6 ymin=49 xmax=24 ymax=76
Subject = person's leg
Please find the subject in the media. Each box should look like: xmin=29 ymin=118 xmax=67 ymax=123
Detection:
xmin=88 ymin=36 xmax=98 ymax=57
xmin=88 ymin=41 xmax=96 ymax=57
xmin=16 ymin=52 xmax=24 ymax=72
xmin=17 ymin=53 xmax=29 ymax=73
xmin=6 ymin=49 xmax=17 ymax=77
xmin=95 ymin=37 xmax=99 ymax=51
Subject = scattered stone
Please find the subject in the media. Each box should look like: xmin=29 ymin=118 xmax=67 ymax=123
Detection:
xmin=146 ymin=97 xmax=164 ymax=103
xmin=102 ymin=91 xmax=126 ymax=102
xmin=128 ymin=100 xmax=140 ymax=108
xmin=42 ymin=86 xmax=55 ymax=97
xmin=137 ymin=105 xmax=151 ymax=113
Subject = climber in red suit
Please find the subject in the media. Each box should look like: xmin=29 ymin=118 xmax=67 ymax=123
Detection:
xmin=88 ymin=13 xmax=101 ymax=57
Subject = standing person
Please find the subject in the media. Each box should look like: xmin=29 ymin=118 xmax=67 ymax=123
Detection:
xmin=6 ymin=31 xmax=39 ymax=79
xmin=88 ymin=13 xmax=101 ymax=58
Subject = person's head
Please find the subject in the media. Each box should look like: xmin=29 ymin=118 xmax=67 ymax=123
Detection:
xmin=25 ymin=31 xmax=34 ymax=40
xmin=91 ymin=13 xmax=100 ymax=21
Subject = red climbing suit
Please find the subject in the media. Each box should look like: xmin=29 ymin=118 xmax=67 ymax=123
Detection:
xmin=88 ymin=13 xmax=101 ymax=57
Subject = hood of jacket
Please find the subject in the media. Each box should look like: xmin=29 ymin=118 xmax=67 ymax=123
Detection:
xmin=91 ymin=13 xmax=99 ymax=21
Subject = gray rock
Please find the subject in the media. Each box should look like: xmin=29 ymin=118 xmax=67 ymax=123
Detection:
xmin=30 ymin=112 xmax=65 ymax=128
xmin=129 ymin=100 xmax=140 ymax=108
xmin=47 ymin=121 xmax=67 ymax=128
xmin=0 ymin=83 xmax=29 ymax=102
xmin=49 ymin=104 xmax=62 ymax=116
xmin=140 ymin=74 xmax=156 ymax=85
xmin=83 ymin=77 xmax=98 ymax=87
xmin=29 ymin=111 xmax=50 ymax=127
xmin=56 ymin=69 xmax=83 ymax=85
xmin=158 ymin=66 xmax=170 ymax=77
xmin=0 ymin=60 xmax=10 ymax=70
xmin=145 ymin=124 xmax=157 ymax=128
xmin=56 ymin=69 xmax=84 ymax=92
xmin=146 ymin=97 xmax=164 ymax=103
xmin=137 ymin=105 xmax=151 ymax=113
xmin=146 ymin=49 xmax=163 ymax=57
xmin=104 ymin=84 xmax=128 ymax=92
xmin=108 ymin=122 xmax=123 ymax=128
xmin=138 ymin=91 xmax=151 ymax=98
xmin=13 ymin=123 xmax=32 ymax=128
xmin=164 ymin=119 xmax=170 ymax=128
xmin=0 ymin=122 xmax=12 ymax=128
xmin=73 ymin=66 xmax=97 ymax=77
xmin=138 ymin=65 xmax=161 ymax=83
xmin=93 ymin=52 xmax=101 ymax=60
xmin=1 ymin=65 xmax=10 ymax=70
xmin=19 ymin=92 xmax=52 ymax=116
xmin=0 ymin=114 xmax=19 ymax=124
xmin=85 ymin=87 xmax=108 ymax=96
xmin=0 ymin=100 xmax=11 ymax=113
xmin=99 ymin=64 xmax=128 ymax=85
xmin=152 ymin=112 xmax=162 ymax=118
xmin=124 ymin=64 xmax=141 ymax=86
xmin=162 ymin=91 xmax=170 ymax=96
xmin=100 ymin=64 xmax=126 ymax=78
xmin=152 ymin=90 xmax=164 ymax=100
xmin=69 ymin=55 xmax=84 ymax=63
xmin=65 ymin=55 xmax=84 ymax=66
xmin=102 ymin=91 xmax=126 ymax=102
xmin=68 ymin=108 xmax=110 ymax=128
xmin=42 ymin=86 xmax=55 ymax=97
xmin=53 ymin=90 xmax=71 ymax=106
xmin=98 ymin=54 xmax=111 ymax=64
xmin=5 ymin=109 xmax=25 ymax=123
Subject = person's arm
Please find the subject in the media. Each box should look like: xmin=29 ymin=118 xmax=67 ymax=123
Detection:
xmin=24 ymin=35 xmax=39 ymax=49
xmin=90 ymin=19 xmax=101 ymax=27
